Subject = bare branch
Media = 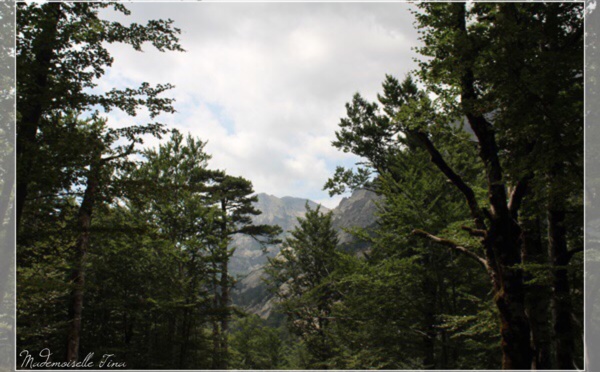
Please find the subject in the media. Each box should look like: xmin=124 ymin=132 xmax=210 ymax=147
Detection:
xmin=26 ymin=191 xmax=82 ymax=201
xmin=508 ymin=176 xmax=531 ymax=219
xmin=100 ymin=142 xmax=135 ymax=164
xmin=461 ymin=225 xmax=486 ymax=238
xmin=411 ymin=130 xmax=487 ymax=230
xmin=412 ymin=228 xmax=490 ymax=271
xmin=454 ymin=4 xmax=510 ymax=220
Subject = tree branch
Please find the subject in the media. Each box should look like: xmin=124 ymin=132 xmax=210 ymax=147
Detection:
xmin=508 ymin=175 xmax=532 ymax=218
xmin=411 ymin=130 xmax=487 ymax=230
xmin=454 ymin=3 xmax=510 ymax=220
xmin=26 ymin=191 xmax=82 ymax=201
xmin=461 ymin=225 xmax=487 ymax=238
xmin=412 ymin=228 xmax=490 ymax=271
xmin=100 ymin=142 xmax=135 ymax=164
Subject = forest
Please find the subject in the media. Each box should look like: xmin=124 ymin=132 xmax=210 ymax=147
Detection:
xmin=15 ymin=2 xmax=584 ymax=370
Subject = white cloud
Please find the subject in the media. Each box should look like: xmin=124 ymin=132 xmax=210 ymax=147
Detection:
xmin=315 ymin=194 xmax=346 ymax=210
xmin=98 ymin=3 xmax=420 ymax=206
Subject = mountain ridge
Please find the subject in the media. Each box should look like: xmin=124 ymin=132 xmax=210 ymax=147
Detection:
xmin=231 ymin=188 xmax=379 ymax=319
xmin=229 ymin=193 xmax=328 ymax=275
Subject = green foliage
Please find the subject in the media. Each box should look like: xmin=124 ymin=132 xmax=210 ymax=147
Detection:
xmin=17 ymin=122 xmax=282 ymax=368
xmin=323 ymin=144 xmax=496 ymax=369
xmin=16 ymin=2 xmax=583 ymax=370
xmin=321 ymin=3 xmax=583 ymax=370
xmin=83 ymin=205 xmax=214 ymax=368
xmin=17 ymin=2 xmax=183 ymax=116
xmin=229 ymin=315 xmax=284 ymax=369
xmin=323 ymin=166 xmax=372 ymax=197
xmin=412 ymin=2 xmax=583 ymax=191
xmin=265 ymin=204 xmax=340 ymax=367
xmin=16 ymin=1 xmax=184 ymax=230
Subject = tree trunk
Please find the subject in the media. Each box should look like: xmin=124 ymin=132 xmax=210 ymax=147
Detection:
xmin=486 ymin=218 xmax=534 ymax=370
xmin=522 ymin=217 xmax=553 ymax=370
xmin=423 ymin=310 xmax=436 ymax=369
xmin=16 ymin=2 xmax=62 ymax=229
xmin=211 ymin=261 xmax=221 ymax=369
xmin=219 ymin=260 xmax=229 ymax=370
xmin=548 ymin=208 xmax=576 ymax=370
xmin=211 ymin=321 xmax=220 ymax=369
xmin=450 ymin=4 xmax=534 ymax=366
xmin=422 ymin=271 xmax=437 ymax=369
xmin=179 ymin=306 xmax=189 ymax=369
xmin=216 ymin=199 xmax=230 ymax=369
xmin=167 ymin=315 xmax=178 ymax=366
xmin=493 ymin=279 xmax=533 ymax=370
xmin=66 ymin=160 xmax=100 ymax=362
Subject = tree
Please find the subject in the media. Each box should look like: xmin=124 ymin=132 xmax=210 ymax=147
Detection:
xmin=64 ymin=117 xmax=167 ymax=362
xmin=327 ymin=5 xmax=583 ymax=367
xmin=16 ymin=115 xmax=168 ymax=363
xmin=82 ymin=204 xmax=213 ymax=369
xmin=16 ymin=1 xmax=183 ymax=229
xmin=207 ymin=174 xmax=281 ymax=369
xmin=17 ymin=2 xmax=184 ymax=362
xmin=265 ymin=204 xmax=339 ymax=368
xmin=229 ymin=315 xmax=285 ymax=369
xmin=410 ymin=3 xmax=583 ymax=368
xmin=326 ymin=75 xmax=497 ymax=369
xmin=124 ymin=130 xmax=218 ymax=368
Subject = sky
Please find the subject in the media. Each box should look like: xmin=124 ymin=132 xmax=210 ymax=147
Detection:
xmin=99 ymin=3 xmax=421 ymax=209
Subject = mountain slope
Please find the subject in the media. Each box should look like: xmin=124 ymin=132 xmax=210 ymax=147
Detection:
xmin=332 ymin=188 xmax=381 ymax=253
xmin=231 ymin=188 xmax=379 ymax=319
xmin=229 ymin=193 xmax=328 ymax=275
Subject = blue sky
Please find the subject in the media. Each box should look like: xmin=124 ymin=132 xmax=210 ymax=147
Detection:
xmin=98 ymin=3 xmax=421 ymax=208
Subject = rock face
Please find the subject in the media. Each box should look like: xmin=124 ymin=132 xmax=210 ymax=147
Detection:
xmin=231 ymin=189 xmax=379 ymax=319
xmin=231 ymin=267 xmax=277 ymax=319
xmin=229 ymin=193 xmax=328 ymax=276
xmin=331 ymin=188 xmax=381 ymax=253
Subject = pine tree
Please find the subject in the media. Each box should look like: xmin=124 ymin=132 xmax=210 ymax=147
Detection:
xmin=207 ymin=174 xmax=281 ymax=368
xmin=266 ymin=204 xmax=339 ymax=368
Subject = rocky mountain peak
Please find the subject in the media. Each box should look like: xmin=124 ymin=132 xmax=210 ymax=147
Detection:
xmin=230 ymin=193 xmax=329 ymax=275
xmin=231 ymin=188 xmax=380 ymax=319
xmin=332 ymin=188 xmax=381 ymax=249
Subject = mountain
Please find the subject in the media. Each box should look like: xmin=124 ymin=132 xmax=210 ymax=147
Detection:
xmin=331 ymin=188 xmax=381 ymax=253
xmin=229 ymin=193 xmax=328 ymax=275
xmin=231 ymin=188 xmax=379 ymax=319
xmin=231 ymin=267 xmax=277 ymax=319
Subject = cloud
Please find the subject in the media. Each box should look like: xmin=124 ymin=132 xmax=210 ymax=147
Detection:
xmin=98 ymin=3 xmax=421 ymax=206
xmin=315 ymin=194 xmax=347 ymax=210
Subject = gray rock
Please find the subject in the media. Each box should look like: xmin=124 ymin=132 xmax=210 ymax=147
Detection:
xmin=231 ymin=189 xmax=379 ymax=319
xmin=229 ymin=193 xmax=327 ymax=276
